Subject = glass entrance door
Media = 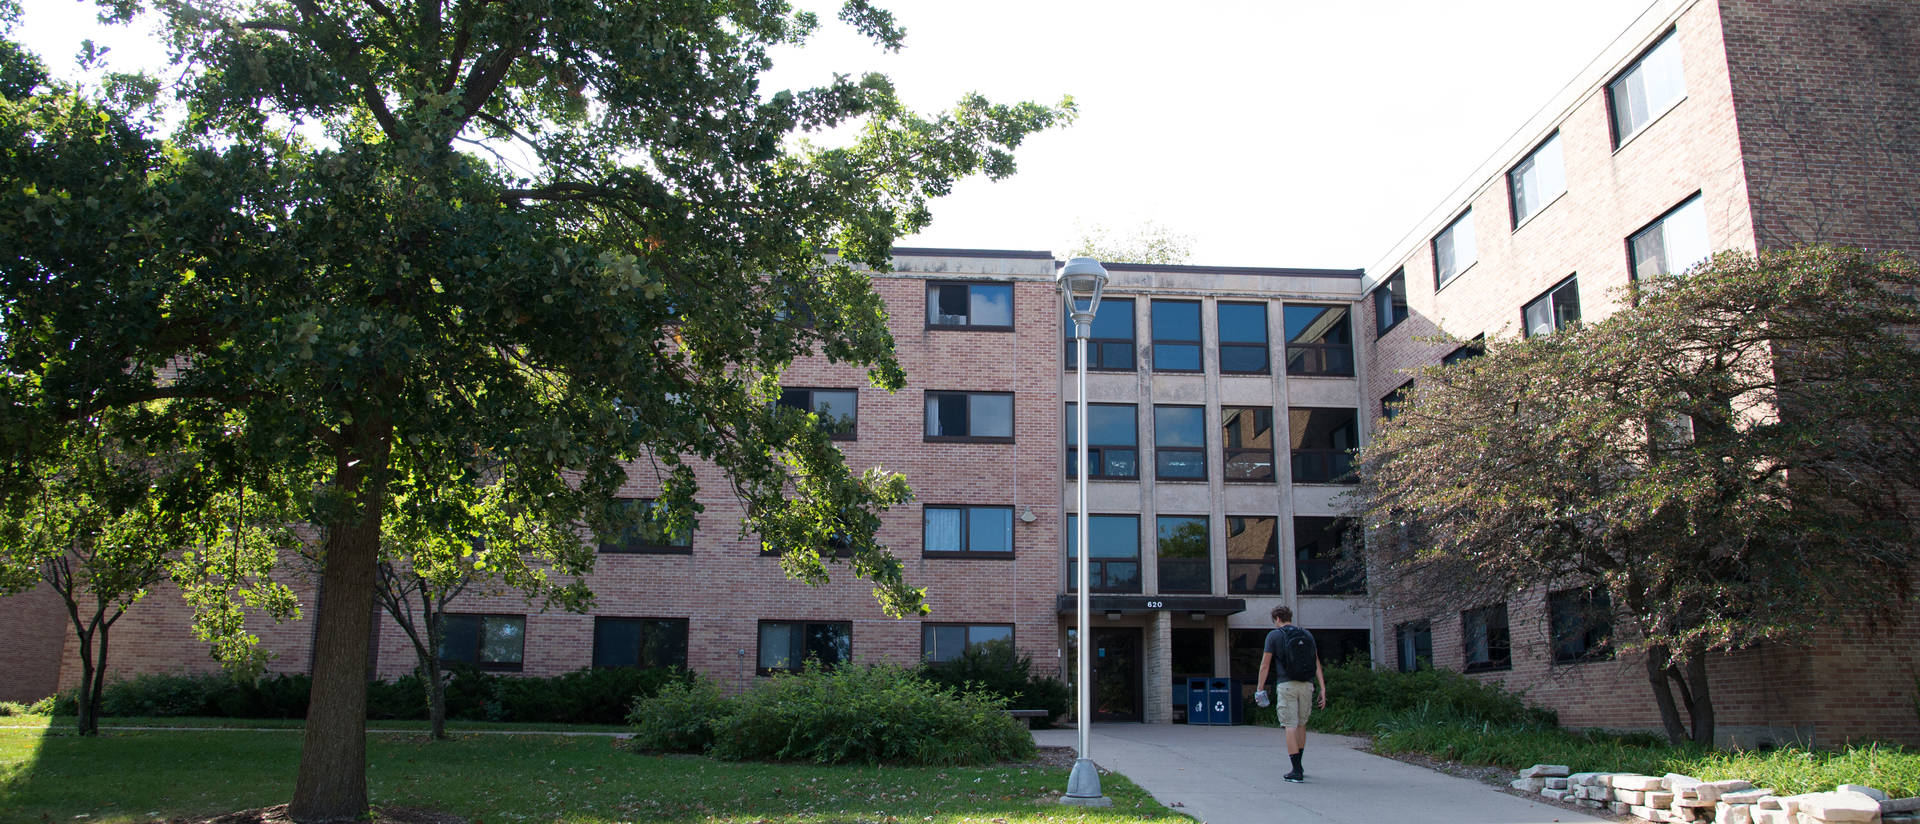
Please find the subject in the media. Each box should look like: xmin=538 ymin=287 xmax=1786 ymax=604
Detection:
xmin=1091 ymin=627 xmax=1142 ymax=721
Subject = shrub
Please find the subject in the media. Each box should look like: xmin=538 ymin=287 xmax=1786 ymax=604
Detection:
xmin=497 ymin=666 xmax=690 ymax=725
xmin=629 ymin=675 xmax=735 ymax=754
xmin=99 ymin=673 xmax=224 ymax=717
xmin=709 ymin=662 xmax=1035 ymax=766
xmin=918 ymin=641 xmax=1070 ymax=728
xmin=1300 ymin=660 xmax=1556 ymax=734
xmin=0 ymin=701 xmax=26 ymax=716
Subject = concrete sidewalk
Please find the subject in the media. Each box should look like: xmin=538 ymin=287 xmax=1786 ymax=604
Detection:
xmin=1035 ymin=724 xmax=1610 ymax=824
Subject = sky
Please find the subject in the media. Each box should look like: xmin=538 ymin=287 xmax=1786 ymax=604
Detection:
xmin=16 ymin=0 xmax=1660 ymax=270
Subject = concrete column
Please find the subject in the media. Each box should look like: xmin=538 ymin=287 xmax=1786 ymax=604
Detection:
xmin=1144 ymin=610 xmax=1173 ymax=723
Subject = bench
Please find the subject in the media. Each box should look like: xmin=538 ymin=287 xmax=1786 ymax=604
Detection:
xmin=1006 ymin=709 xmax=1049 ymax=728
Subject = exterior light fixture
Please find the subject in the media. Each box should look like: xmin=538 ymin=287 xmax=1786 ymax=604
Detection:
xmin=1058 ymin=257 xmax=1111 ymax=808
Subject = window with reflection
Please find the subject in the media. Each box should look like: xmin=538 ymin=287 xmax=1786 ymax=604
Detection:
xmin=1608 ymin=29 xmax=1685 ymax=147
xmin=1462 ymin=604 xmax=1511 ymax=672
xmin=439 ymin=614 xmax=525 ymax=671
xmin=1508 ymin=132 xmax=1566 ymax=226
xmin=778 ymin=388 xmax=858 ymax=440
xmin=1222 ymin=407 xmax=1275 ymax=482
xmin=592 ymin=618 xmax=689 ymax=669
xmin=926 ymin=282 xmax=1012 ymax=329
xmin=1295 ymin=516 xmax=1363 ymax=595
xmin=1066 ymin=297 xmax=1135 ymax=371
xmin=1066 ymin=403 xmax=1138 ymax=480
xmin=1395 ymin=620 xmax=1432 ymax=673
xmin=1289 ymin=408 xmax=1358 ymax=483
xmin=1153 ymin=405 xmax=1206 ymax=481
xmin=598 ymin=497 xmax=694 ymax=554
xmin=1156 ymin=515 xmax=1210 ymax=594
xmin=925 ymin=391 xmax=1014 ymax=440
xmin=1550 ymin=587 xmax=1614 ymax=663
xmin=1374 ymin=270 xmax=1409 ymax=336
xmin=923 ymin=505 xmax=1014 ymax=556
xmin=1522 ymin=277 xmax=1582 ymax=337
xmin=1225 ymin=516 xmax=1279 ymax=595
xmin=1381 ymin=380 xmax=1413 ymax=422
xmin=922 ymin=623 xmax=1013 ymax=663
xmin=1217 ymin=302 xmax=1269 ymax=374
xmin=1284 ymin=304 xmax=1354 ymax=376
xmin=1629 ymin=194 xmax=1709 ymax=281
xmin=1433 ymin=210 xmax=1477 ymax=289
xmin=758 ymin=620 xmax=851 ymax=674
xmin=1151 ymin=300 xmax=1202 ymax=371
xmin=1066 ymin=514 xmax=1141 ymax=593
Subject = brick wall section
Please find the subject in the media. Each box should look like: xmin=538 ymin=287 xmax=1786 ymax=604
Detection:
xmin=0 ymin=582 xmax=68 ymax=702
xmin=1717 ymin=0 xmax=1920 ymax=255
xmin=57 ymin=573 xmax=324 ymax=690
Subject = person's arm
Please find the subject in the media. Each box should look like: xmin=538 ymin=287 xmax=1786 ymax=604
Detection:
xmin=1258 ymin=651 xmax=1273 ymax=692
xmin=1314 ymin=657 xmax=1328 ymax=708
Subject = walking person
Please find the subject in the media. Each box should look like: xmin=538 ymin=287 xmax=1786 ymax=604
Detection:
xmin=1255 ymin=605 xmax=1326 ymax=783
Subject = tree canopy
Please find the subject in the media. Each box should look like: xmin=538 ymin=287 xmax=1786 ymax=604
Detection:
xmin=0 ymin=0 xmax=1072 ymax=818
xmin=1356 ymin=246 xmax=1920 ymax=746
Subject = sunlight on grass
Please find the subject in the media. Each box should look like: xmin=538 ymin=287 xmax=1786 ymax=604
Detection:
xmin=0 ymin=727 xmax=1189 ymax=824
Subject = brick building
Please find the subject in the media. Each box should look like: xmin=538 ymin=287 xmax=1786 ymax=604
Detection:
xmin=2 ymin=0 xmax=1916 ymax=743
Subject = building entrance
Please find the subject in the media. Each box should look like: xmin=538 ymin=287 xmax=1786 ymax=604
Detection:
xmin=1091 ymin=627 xmax=1142 ymax=721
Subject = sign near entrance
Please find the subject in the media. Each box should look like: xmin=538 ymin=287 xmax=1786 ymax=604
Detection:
xmin=1053 ymin=595 xmax=1247 ymax=616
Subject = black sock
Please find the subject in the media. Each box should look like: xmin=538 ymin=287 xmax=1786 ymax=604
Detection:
xmin=1289 ymin=751 xmax=1303 ymax=772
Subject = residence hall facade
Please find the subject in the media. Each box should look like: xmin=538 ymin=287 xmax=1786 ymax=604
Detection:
xmin=1361 ymin=0 xmax=1920 ymax=747
xmin=3 ymin=0 xmax=1919 ymax=744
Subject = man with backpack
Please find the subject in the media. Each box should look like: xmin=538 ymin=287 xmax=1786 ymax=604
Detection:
xmin=1254 ymin=605 xmax=1326 ymax=783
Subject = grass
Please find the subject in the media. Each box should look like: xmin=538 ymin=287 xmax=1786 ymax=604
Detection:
xmin=0 ymin=721 xmax=1190 ymax=824
xmin=0 ymin=715 xmax=630 ymax=734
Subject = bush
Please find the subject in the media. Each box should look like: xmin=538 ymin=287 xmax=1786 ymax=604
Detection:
xmin=1296 ymin=660 xmax=1556 ymax=734
xmin=918 ymin=641 xmax=1070 ymax=728
xmin=628 ymin=676 xmax=735 ymax=754
xmin=497 ymin=666 xmax=690 ymax=725
xmin=708 ymin=662 xmax=1035 ymax=766
xmin=99 ymin=673 xmax=225 ymax=717
xmin=0 ymin=701 xmax=26 ymax=716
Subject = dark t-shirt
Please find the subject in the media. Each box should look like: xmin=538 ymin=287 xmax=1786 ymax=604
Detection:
xmin=1263 ymin=625 xmax=1318 ymax=685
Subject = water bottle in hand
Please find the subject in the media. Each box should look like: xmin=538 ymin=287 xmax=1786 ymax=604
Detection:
xmin=1255 ymin=689 xmax=1271 ymax=708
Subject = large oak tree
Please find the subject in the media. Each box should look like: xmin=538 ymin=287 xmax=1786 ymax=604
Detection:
xmin=0 ymin=1 xmax=1071 ymax=819
xmin=1357 ymin=246 xmax=1920 ymax=746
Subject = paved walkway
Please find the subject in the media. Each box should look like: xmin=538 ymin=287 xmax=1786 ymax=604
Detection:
xmin=1034 ymin=724 xmax=1610 ymax=824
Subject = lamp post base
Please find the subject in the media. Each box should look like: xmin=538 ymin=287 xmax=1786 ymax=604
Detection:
xmin=1060 ymin=758 xmax=1112 ymax=807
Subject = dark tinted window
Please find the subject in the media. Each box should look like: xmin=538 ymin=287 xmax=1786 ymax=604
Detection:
xmin=1066 ymin=514 xmax=1141 ymax=593
xmin=438 ymin=614 xmax=525 ymax=671
xmin=1154 ymin=405 xmax=1206 ymax=480
xmin=592 ymin=618 xmax=689 ymax=669
xmin=1067 ymin=403 xmax=1139 ymax=480
xmin=779 ymin=388 xmax=858 ymax=439
xmin=1151 ymin=300 xmax=1203 ymax=371
xmin=1066 ymin=298 xmax=1136 ymax=371
xmin=1295 ymin=516 xmax=1363 ymax=595
xmin=926 ymin=392 xmax=1014 ymax=439
xmin=1156 ymin=515 xmax=1210 ymax=594
xmin=922 ymin=624 xmax=1013 ymax=663
xmin=1284 ymin=304 xmax=1354 ymax=376
xmin=759 ymin=620 xmax=851 ymax=673
xmin=1217 ymin=302 xmax=1269 ymax=374
xmin=1373 ymin=271 xmax=1409 ymax=336
xmin=1289 ymin=408 xmax=1358 ymax=484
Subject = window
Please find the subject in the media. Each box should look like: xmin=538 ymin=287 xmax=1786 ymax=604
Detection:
xmin=1225 ymin=515 xmax=1279 ymax=595
xmin=1608 ymin=29 xmax=1685 ymax=147
xmin=922 ymin=623 xmax=1013 ymax=663
xmin=758 ymin=620 xmax=851 ymax=673
xmin=1461 ymin=604 xmax=1511 ymax=672
xmin=1151 ymin=300 xmax=1202 ymax=371
xmin=923 ymin=505 xmax=1014 ymax=556
xmin=1216 ymin=302 xmax=1270 ymax=374
xmin=1441 ymin=336 xmax=1485 ymax=366
xmin=1065 ymin=514 xmax=1141 ymax=593
xmin=1395 ymin=620 xmax=1432 ymax=673
xmin=926 ymin=281 xmax=1012 ymax=329
xmin=1522 ymin=277 xmax=1582 ymax=337
xmin=1295 ymin=516 xmax=1364 ymax=595
xmin=778 ymin=388 xmax=858 ymax=440
xmin=925 ymin=391 xmax=1014 ymax=441
xmin=1066 ymin=403 xmax=1138 ymax=480
xmin=592 ymin=617 xmax=688 ymax=669
xmin=1433 ymin=210 xmax=1477 ymax=289
xmin=1629 ymin=195 xmax=1709 ymax=281
xmin=1381 ymin=380 xmax=1413 ymax=422
xmin=1153 ymin=405 xmax=1206 ymax=481
xmin=599 ymin=498 xmax=693 ymax=554
xmin=1156 ymin=515 xmax=1210 ymax=594
xmin=1284 ymin=304 xmax=1355 ymax=377
xmin=1289 ymin=407 xmax=1358 ymax=484
xmin=1550 ymin=587 xmax=1614 ymax=663
xmin=1066 ymin=297 xmax=1135 ymax=371
xmin=1172 ymin=627 xmax=1215 ymax=679
xmin=1508 ymin=133 xmax=1566 ymax=227
xmin=438 ymin=614 xmax=525 ymax=671
xmin=1373 ymin=270 xmax=1409 ymax=336
xmin=1222 ymin=407 xmax=1275 ymax=482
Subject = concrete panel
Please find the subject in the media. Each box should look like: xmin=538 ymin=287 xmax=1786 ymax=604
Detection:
xmin=1222 ymin=484 xmax=1284 ymax=515
xmin=1148 ymin=374 xmax=1208 ymax=403
xmin=1154 ymin=483 xmax=1212 ymax=514
xmin=1065 ymin=481 xmax=1148 ymax=514
xmin=1287 ymin=376 xmax=1362 ymax=409
xmin=1068 ymin=371 xmax=1140 ymax=403
xmin=1298 ymin=596 xmax=1373 ymax=629
xmin=1217 ymin=377 xmax=1274 ymax=407
xmin=1290 ymin=485 xmax=1360 ymax=516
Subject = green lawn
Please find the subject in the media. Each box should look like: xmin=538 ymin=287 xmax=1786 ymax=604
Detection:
xmin=0 ymin=719 xmax=1189 ymax=824
xmin=0 ymin=715 xmax=631 ymax=734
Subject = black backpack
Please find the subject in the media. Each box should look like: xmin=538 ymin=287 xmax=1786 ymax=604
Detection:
xmin=1279 ymin=626 xmax=1318 ymax=683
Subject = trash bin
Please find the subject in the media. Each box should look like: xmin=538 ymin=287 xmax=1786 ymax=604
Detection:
xmin=1186 ymin=677 xmax=1212 ymax=725
xmin=1206 ymin=677 xmax=1245 ymax=725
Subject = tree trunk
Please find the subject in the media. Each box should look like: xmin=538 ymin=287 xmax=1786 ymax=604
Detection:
xmin=74 ymin=623 xmax=97 ymax=737
xmin=1684 ymin=649 xmax=1715 ymax=747
xmin=87 ymin=619 xmax=110 ymax=736
xmin=425 ymin=654 xmax=447 ymax=740
xmin=1645 ymin=644 xmax=1689 ymax=745
xmin=288 ymin=423 xmax=392 ymax=823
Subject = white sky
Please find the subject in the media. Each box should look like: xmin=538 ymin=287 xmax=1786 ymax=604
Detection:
xmin=17 ymin=0 xmax=1659 ymax=269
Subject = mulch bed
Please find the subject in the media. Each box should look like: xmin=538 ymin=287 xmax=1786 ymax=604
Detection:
xmin=153 ymin=804 xmax=468 ymax=824
xmin=1025 ymin=745 xmax=1079 ymax=769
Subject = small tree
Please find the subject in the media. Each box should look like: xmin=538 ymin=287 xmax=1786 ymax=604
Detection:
xmin=1071 ymin=220 xmax=1194 ymax=265
xmin=1357 ymin=246 xmax=1920 ymax=746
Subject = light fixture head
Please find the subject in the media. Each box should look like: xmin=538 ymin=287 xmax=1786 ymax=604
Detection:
xmin=1020 ymin=505 xmax=1036 ymax=523
xmin=1057 ymin=257 xmax=1109 ymax=334
xmin=1188 ymin=611 xmax=1207 ymax=622
xmin=1104 ymin=610 xmax=1123 ymax=621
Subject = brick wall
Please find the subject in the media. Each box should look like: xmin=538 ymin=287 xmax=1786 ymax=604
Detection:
xmin=0 ymin=582 xmax=68 ymax=702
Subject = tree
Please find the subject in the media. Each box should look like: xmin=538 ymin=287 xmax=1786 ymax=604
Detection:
xmin=0 ymin=0 xmax=1070 ymax=818
xmin=1356 ymin=246 xmax=1920 ymax=746
xmin=1071 ymin=220 xmax=1193 ymax=265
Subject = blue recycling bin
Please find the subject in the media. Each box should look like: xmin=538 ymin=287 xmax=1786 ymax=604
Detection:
xmin=1206 ymin=677 xmax=1246 ymax=725
xmin=1186 ymin=677 xmax=1212 ymax=724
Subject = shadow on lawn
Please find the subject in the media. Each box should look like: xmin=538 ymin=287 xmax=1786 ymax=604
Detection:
xmin=0 ymin=724 xmax=1186 ymax=823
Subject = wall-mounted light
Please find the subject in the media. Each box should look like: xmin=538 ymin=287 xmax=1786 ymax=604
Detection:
xmin=1020 ymin=506 xmax=1036 ymax=523
xmin=1104 ymin=610 xmax=1123 ymax=621
xmin=1188 ymin=612 xmax=1207 ymax=622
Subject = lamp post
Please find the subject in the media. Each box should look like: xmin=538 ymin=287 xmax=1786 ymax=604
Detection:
xmin=1058 ymin=257 xmax=1112 ymax=807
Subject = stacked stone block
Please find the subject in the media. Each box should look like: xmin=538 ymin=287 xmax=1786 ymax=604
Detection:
xmin=1514 ymin=765 xmax=1918 ymax=824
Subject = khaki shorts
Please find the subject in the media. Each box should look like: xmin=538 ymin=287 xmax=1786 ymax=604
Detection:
xmin=1276 ymin=680 xmax=1315 ymax=728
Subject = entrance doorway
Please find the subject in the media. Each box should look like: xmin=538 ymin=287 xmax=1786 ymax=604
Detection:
xmin=1091 ymin=627 xmax=1142 ymax=721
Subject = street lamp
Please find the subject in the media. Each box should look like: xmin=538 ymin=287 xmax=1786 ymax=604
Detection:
xmin=1058 ymin=257 xmax=1112 ymax=807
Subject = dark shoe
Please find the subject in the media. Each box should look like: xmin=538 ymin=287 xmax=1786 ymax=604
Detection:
xmin=1284 ymin=770 xmax=1304 ymax=783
